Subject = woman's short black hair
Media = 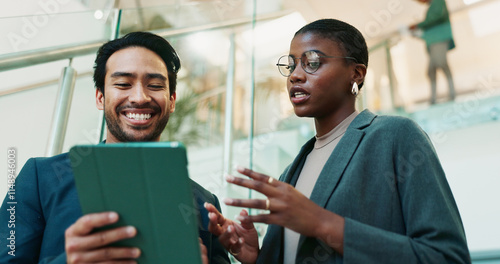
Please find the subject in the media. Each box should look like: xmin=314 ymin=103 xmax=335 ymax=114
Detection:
xmin=295 ymin=19 xmax=368 ymax=87
xmin=93 ymin=31 xmax=181 ymax=95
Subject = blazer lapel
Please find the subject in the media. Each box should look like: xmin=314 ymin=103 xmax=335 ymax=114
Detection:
xmin=308 ymin=130 xmax=364 ymax=207
xmin=309 ymin=109 xmax=376 ymax=208
xmin=297 ymin=110 xmax=376 ymax=253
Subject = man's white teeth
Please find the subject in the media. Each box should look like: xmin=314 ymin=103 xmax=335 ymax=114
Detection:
xmin=294 ymin=92 xmax=307 ymax=98
xmin=126 ymin=113 xmax=151 ymax=120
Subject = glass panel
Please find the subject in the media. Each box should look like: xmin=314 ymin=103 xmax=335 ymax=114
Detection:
xmin=0 ymin=57 xmax=101 ymax=193
xmin=250 ymin=12 xmax=313 ymax=179
xmin=0 ymin=9 xmax=115 ymax=195
xmin=162 ymin=29 xmax=232 ymax=202
xmin=117 ymin=1 xmax=284 ymax=35
xmin=0 ymin=81 xmax=58 ymax=183
xmin=381 ymin=1 xmax=500 ymax=113
xmin=0 ymin=10 xmax=114 ymax=55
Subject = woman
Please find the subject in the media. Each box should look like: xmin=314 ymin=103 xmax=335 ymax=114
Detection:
xmin=206 ymin=19 xmax=470 ymax=264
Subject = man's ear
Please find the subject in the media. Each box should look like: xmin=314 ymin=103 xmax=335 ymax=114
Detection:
xmin=96 ymin=89 xmax=104 ymax=110
xmin=352 ymin=64 xmax=367 ymax=87
xmin=169 ymin=92 xmax=176 ymax=113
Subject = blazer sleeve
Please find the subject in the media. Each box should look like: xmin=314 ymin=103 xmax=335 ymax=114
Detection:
xmin=0 ymin=158 xmax=67 ymax=264
xmin=343 ymin=119 xmax=470 ymax=264
xmin=38 ymin=254 xmax=67 ymax=264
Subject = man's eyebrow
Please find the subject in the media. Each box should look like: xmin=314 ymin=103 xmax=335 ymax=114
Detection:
xmin=110 ymin=72 xmax=136 ymax=78
xmin=145 ymin=73 xmax=167 ymax=81
xmin=109 ymin=72 xmax=167 ymax=81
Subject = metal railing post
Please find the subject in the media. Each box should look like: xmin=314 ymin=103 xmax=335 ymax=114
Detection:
xmin=385 ymin=39 xmax=396 ymax=109
xmin=46 ymin=61 xmax=77 ymax=156
xmin=99 ymin=8 xmax=122 ymax=143
xmin=223 ymin=33 xmax=236 ymax=176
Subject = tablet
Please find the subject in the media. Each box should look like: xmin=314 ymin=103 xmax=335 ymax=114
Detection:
xmin=69 ymin=142 xmax=202 ymax=264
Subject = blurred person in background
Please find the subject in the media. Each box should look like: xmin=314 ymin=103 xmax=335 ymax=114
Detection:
xmin=410 ymin=0 xmax=456 ymax=104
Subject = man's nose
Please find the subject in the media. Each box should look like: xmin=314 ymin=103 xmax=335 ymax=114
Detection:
xmin=129 ymin=84 xmax=151 ymax=104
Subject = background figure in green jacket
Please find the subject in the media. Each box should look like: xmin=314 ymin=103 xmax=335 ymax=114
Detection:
xmin=410 ymin=0 xmax=456 ymax=104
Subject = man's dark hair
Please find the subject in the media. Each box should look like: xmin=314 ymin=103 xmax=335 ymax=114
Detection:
xmin=93 ymin=31 xmax=181 ymax=95
xmin=295 ymin=19 xmax=369 ymax=87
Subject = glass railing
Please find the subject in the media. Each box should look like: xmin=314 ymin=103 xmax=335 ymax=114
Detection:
xmin=0 ymin=11 xmax=112 ymax=56
xmin=471 ymin=250 xmax=500 ymax=263
xmin=364 ymin=1 xmax=500 ymax=256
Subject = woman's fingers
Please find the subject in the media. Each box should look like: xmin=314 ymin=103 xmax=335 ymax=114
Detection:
xmin=236 ymin=166 xmax=277 ymax=186
xmin=225 ymin=175 xmax=280 ymax=198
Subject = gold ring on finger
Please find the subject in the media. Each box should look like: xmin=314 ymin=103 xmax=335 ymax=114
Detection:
xmin=268 ymin=177 xmax=274 ymax=184
xmin=229 ymin=247 xmax=239 ymax=256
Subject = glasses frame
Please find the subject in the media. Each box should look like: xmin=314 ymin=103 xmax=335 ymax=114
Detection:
xmin=276 ymin=50 xmax=358 ymax=77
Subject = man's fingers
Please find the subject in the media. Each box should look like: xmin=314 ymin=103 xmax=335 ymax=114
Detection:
xmin=199 ymin=238 xmax=208 ymax=264
xmin=236 ymin=209 xmax=255 ymax=230
xmin=204 ymin=202 xmax=219 ymax=214
xmin=66 ymin=226 xmax=137 ymax=252
xmin=217 ymin=225 xmax=240 ymax=250
xmin=91 ymin=226 xmax=137 ymax=249
xmin=206 ymin=202 xmax=228 ymax=236
xmin=68 ymin=212 xmax=119 ymax=236
xmin=207 ymin=212 xmax=224 ymax=235
xmin=67 ymin=247 xmax=140 ymax=263
xmin=204 ymin=203 xmax=225 ymax=224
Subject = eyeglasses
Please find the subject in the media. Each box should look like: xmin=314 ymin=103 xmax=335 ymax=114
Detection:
xmin=276 ymin=50 xmax=357 ymax=77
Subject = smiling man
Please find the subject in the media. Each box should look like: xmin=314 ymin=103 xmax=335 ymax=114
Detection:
xmin=0 ymin=32 xmax=229 ymax=264
xmin=97 ymin=46 xmax=174 ymax=143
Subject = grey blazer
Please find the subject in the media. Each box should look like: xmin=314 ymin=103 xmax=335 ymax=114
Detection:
xmin=257 ymin=110 xmax=470 ymax=264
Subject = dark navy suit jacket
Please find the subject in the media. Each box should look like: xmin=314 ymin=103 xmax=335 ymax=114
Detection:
xmin=0 ymin=152 xmax=229 ymax=263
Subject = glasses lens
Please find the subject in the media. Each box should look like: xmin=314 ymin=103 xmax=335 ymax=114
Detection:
xmin=277 ymin=55 xmax=295 ymax=77
xmin=303 ymin=51 xmax=321 ymax=73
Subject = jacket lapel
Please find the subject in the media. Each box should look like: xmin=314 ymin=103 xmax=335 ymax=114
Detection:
xmin=309 ymin=110 xmax=375 ymax=207
xmin=308 ymin=129 xmax=364 ymax=207
xmin=297 ymin=110 xmax=376 ymax=253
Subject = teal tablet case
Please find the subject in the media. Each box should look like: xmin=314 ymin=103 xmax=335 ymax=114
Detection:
xmin=69 ymin=142 xmax=202 ymax=264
